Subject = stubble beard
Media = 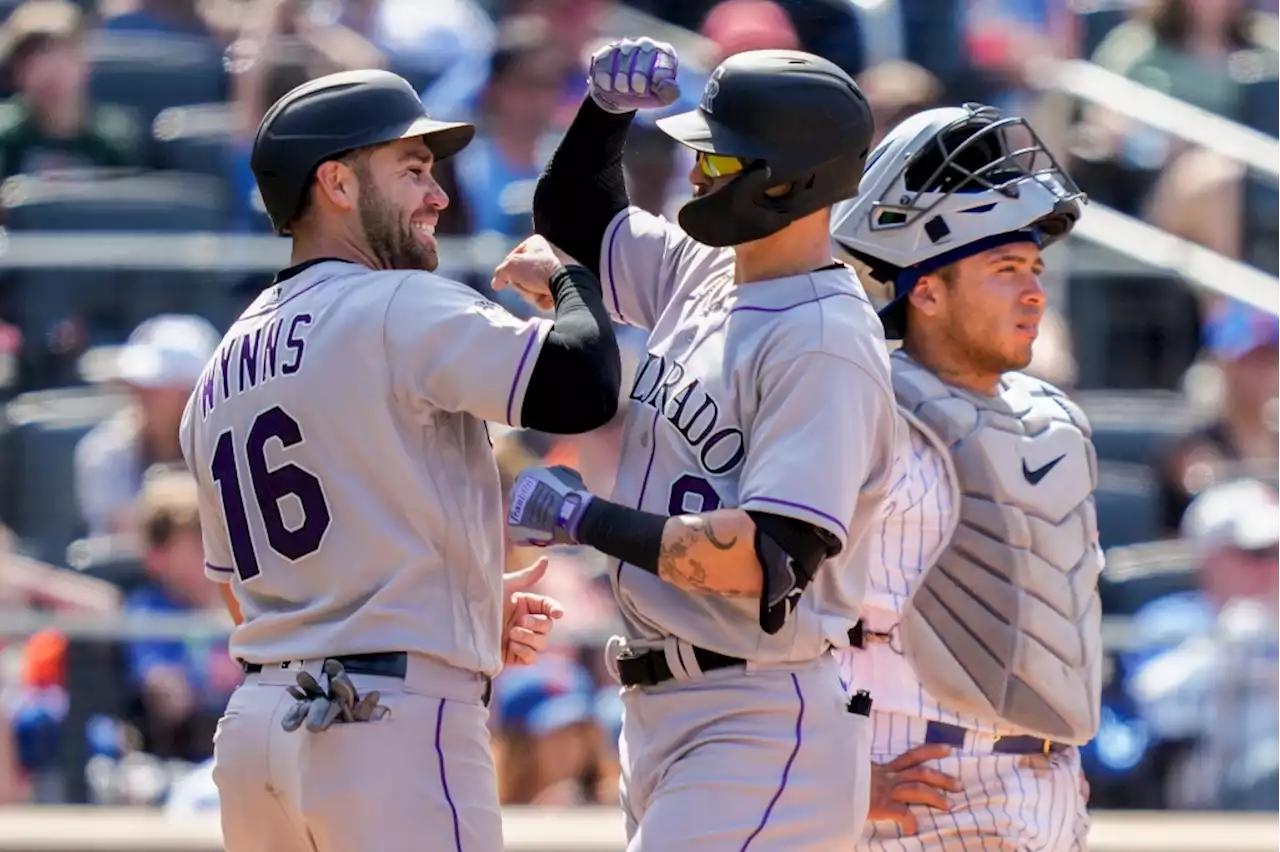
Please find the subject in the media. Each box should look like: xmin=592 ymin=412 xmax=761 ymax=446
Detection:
xmin=358 ymin=184 xmax=438 ymax=272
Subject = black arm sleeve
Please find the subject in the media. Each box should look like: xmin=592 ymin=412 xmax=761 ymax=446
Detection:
xmin=747 ymin=511 xmax=842 ymax=569
xmin=519 ymin=264 xmax=621 ymax=434
xmin=532 ymin=96 xmax=634 ymax=278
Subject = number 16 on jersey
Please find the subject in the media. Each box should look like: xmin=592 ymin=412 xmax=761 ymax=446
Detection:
xmin=210 ymin=405 xmax=332 ymax=582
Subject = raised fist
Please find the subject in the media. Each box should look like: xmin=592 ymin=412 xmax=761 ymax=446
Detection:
xmin=588 ymin=37 xmax=680 ymax=115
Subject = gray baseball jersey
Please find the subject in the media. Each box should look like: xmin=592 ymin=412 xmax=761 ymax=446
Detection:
xmin=599 ymin=207 xmax=898 ymax=661
xmin=179 ymin=260 xmax=551 ymax=676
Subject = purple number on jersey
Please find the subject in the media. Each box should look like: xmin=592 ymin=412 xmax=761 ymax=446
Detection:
xmin=668 ymin=474 xmax=721 ymax=516
xmin=210 ymin=406 xmax=331 ymax=581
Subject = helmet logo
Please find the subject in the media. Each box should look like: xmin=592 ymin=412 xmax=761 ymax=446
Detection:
xmin=701 ymin=68 xmax=724 ymax=114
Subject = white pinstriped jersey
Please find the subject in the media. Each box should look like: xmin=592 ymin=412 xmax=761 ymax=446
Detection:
xmin=838 ymin=419 xmax=1006 ymax=736
xmin=842 ymin=377 xmax=1092 ymax=852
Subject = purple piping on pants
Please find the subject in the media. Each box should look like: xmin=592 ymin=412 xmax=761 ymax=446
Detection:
xmin=435 ymin=700 xmax=464 ymax=852
xmin=740 ymin=673 xmax=805 ymax=851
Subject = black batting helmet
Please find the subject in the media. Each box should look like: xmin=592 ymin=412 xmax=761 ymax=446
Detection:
xmin=655 ymin=50 xmax=874 ymax=248
xmin=251 ymin=69 xmax=475 ymax=236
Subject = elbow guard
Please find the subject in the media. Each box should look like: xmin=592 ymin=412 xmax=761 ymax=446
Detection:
xmin=754 ymin=527 xmax=821 ymax=635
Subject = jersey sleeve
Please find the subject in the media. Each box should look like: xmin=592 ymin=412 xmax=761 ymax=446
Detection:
xmin=179 ymin=392 xmax=237 ymax=585
xmin=384 ymin=274 xmax=553 ymax=427
xmin=738 ymin=351 xmax=896 ymax=552
xmin=599 ymin=206 xmax=727 ymax=329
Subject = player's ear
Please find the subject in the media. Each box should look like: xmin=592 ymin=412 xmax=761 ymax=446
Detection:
xmin=313 ymin=160 xmax=358 ymax=214
xmin=908 ymin=274 xmax=946 ymax=320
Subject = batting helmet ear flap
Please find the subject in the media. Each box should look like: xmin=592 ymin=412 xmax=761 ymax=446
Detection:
xmin=677 ymin=165 xmax=786 ymax=247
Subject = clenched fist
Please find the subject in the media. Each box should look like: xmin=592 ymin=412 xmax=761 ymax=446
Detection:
xmin=588 ymin=37 xmax=680 ymax=114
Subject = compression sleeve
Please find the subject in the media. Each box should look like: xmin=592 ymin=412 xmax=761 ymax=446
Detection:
xmin=531 ymin=96 xmax=634 ymax=278
xmin=519 ymin=264 xmax=621 ymax=434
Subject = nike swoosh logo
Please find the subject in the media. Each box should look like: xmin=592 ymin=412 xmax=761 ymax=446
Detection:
xmin=1023 ymin=454 xmax=1066 ymax=485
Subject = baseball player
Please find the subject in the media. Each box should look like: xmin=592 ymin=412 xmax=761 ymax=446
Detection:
xmin=497 ymin=41 xmax=897 ymax=849
xmin=830 ymin=103 xmax=1100 ymax=850
xmin=178 ymin=70 xmax=622 ymax=852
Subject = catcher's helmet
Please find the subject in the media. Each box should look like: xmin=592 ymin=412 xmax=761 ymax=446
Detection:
xmin=251 ymin=69 xmax=475 ymax=236
xmin=831 ymin=103 xmax=1085 ymax=340
xmin=655 ymin=49 xmax=874 ymax=247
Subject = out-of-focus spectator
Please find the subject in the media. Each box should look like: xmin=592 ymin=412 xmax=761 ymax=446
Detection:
xmin=123 ymin=469 xmax=239 ymax=763
xmin=316 ymin=0 xmax=489 ymax=88
xmin=699 ymin=0 xmax=799 ymax=65
xmin=964 ymin=0 xmax=1079 ymax=114
xmin=0 ymin=0 xmax=143 ymax=180
xmin=225 ymin=0 xmax=382 ymax=232
xmin=855 ymin=59 xmax=943 ymax=148
xmin=1158 ymin=299 xmax=1279 ymax=532
xmin=492 ymin=653 xmax=610 ymax=805
xmin=1142 ymin=146 xmax=1245 ymax=259
xmin=1080 ymin=0 xmax=1278 ymax=200
xmin=74 ymin=314 xmax=219 ymax=537
xmin=1126 ymin=478 xmax=1279 ymax=810
xmin=421 ymin=0 xmax=607 ymax=126
xmin=436 ymin=14 xmax=570 ymax=242
xmin=1092 ymin=0 xmax=1278 ymax=121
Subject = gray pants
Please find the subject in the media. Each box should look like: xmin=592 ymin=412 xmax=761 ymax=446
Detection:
xmin=212 ymin=655 xmax=501 ymax=852
xmin=618 ymin=649 xmax=871 ymax=851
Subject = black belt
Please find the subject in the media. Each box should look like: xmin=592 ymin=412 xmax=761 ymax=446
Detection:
xmin=925 ymin=721 xmax=1068 ymax=755
xmin=242 ymin=651 xmax=409 ymax=679
xmin=615 ymin=645 xmax=744 ymax=687
xmin=242 ymin=651 xmax=493 ymax=707
xmin=617 ymin=625 xmax=870 ymax=689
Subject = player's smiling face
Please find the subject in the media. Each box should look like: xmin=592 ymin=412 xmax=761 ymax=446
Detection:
xmin=355 ymin=137 xmax=450 ymax=271
xmin=920 ymin=241 xmax=1046 ymax=376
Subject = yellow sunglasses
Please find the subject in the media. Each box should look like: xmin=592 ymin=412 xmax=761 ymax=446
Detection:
xmin=697 ymin=151 xmax=747 ymax=179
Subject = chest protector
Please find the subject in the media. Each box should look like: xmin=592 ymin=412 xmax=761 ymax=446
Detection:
xmin=892 ymin=354 xmax=1103 ymax=744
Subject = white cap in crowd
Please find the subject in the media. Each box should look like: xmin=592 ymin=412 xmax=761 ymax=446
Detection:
xmin=115 ymin=314 xmax=220 ymax=390
xmin=1180 ymin=478 xmax=1280 ymax=554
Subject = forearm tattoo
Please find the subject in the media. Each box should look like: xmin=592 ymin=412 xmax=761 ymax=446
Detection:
xmin=657 ymin=516 xmax=752 ymax=597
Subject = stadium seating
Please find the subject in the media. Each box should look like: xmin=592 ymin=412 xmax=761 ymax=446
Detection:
xmin=150 ymin=103 xmax=235 ymax=181
xmin=1067 ymin=270 xmax=1202 ymax=391
xmin=1074 ymin=389 xmax=1206 ymax=468
xmin=1100 ymin=538 xmax=1198 ymax=617
xmin=87 ymin=33 xmax=229 ymax=138
xmin=65 ymin=534 xmax=148 ymax=595
xmin=1 ymin=386 xmax=128 ymax=565
xmin=1 ymin=170 xmax=236 ymax=389
xmin=1093 ymin=460 xmax=1162 ymax=551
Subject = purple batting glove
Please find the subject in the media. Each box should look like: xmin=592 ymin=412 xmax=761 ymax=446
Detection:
xmin=588 ymin=37 xmax=680 ymax=115
xmin=507 ymin=465 xmax=596 ymax=547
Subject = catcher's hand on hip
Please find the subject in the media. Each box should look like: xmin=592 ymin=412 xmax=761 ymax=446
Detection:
xmin=588 ymin=37 xmax=680 ymax=114
xmin=491 ymin=235 xmax=580 ymax=311
xmin=501 ymin=556 xmax=566 ymax=666
xmin=506 ymin=465 xmax=594 ymax=547
xmin=868 ymin=743 xmax=962 ymax=834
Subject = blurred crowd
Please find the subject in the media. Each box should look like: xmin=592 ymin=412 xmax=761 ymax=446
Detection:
xmin=0 ymin=0 xmax=1276 ymax=818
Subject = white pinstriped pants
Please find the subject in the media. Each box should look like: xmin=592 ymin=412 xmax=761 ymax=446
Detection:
xmin=858 ymin=712 xmax=1090 ymax=852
